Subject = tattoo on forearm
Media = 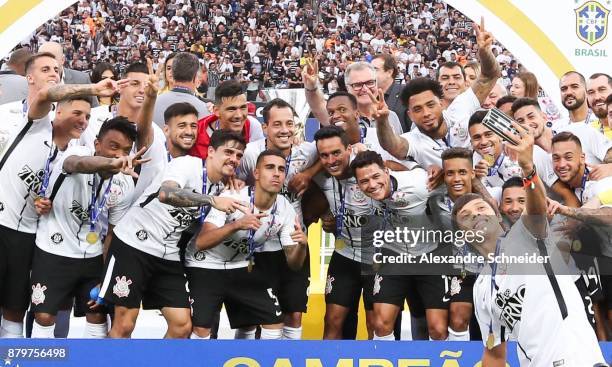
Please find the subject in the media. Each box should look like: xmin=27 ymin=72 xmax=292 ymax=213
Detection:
xmin=566 ymin=207 xmax=612 ymax=226
xmin=478 ymin=46 xmax=500 ymax=79
xmin=47 ymin=84 xmax=95 ymax=102
xmin=159 ymin=185 xmax=214 ymax=207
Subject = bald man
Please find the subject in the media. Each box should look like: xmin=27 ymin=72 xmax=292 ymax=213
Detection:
xmin=0 ymin=48 xmax=31 ymax=104
xmin=38 ymin=42 xmax=98 ymax=107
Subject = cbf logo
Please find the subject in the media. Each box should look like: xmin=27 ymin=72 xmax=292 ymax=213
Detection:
xmin=576 ymin=1 xmax=610 ymax=46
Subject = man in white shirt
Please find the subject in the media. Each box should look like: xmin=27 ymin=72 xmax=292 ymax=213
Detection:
xmin=236 ymin=99 xmax=319 ymax=339
xmin=587 ymin=73 xmax=612 ymax=135
xmin=99 ymin=130 xmax=247 ymax=338
xmin=0 ymin=52 xmax=116 ymax=338
xmin=453 ymin=122 xmax=605 ymax=366
xmin=187 ymin=150 xmax=308 ymax=340
xmin=30 ymin=117 xmax=143 ymax=339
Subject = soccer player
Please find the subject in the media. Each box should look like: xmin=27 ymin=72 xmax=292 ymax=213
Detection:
xmin=187 ymin=150 xmax=308 ymax=340
xmin=30 ymin=117 xmax=144 ymax=338
xmin=236 ymin=98 xmax=318 ymax=339
xmin=499 ymin=177 xmax=526 ymax=226
xmin=350 ymin=150 xmax=460 ymax=341
xmin=453 ymin=121 xmax=605 ymax=366
xmin=80 ymin=62 xmax=150 ymax=149
xmin=189 ymin=80 xmax=264 ymax=159
xmin=468 ymin=110 xmax=522 ymax=188
xmin=587 ymin=73 xmax=612 ymax=138
xmin=311 ymin=126 xmax=376 ymax=339
xmin=99 ymin=130 xmax=248 ymax=338
xmin=0 ymin=52 xmax=116 ymax=338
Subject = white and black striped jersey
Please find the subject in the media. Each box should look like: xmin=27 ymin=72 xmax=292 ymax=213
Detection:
xmin=184 ymin=186 xmax=297 ymax=269
xmin=35 ymin=145 xmax=134 ymax=258
xmin=112 ymin=155 xmax=223 ymax=261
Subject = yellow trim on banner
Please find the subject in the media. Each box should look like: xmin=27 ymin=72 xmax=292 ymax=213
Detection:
xmin=477 ymin=0 xmax=575 ymax=77
xmin=0 ymin=0 xmax=44 ymax=33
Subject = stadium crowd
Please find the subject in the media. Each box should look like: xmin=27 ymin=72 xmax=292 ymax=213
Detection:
xmin=0 ymin=0 xmax=611 ymax=365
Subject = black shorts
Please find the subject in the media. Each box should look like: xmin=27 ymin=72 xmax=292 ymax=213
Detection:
xmin=450 ymin=275 xmax=475 ymax=304
xmin=575 ymin=277 xmax=597 ymax=330
xmin=186 ymin=266 xmax=283 ymax=329
xmin=254 ymin=250 xmax=310 ymax=313
xmin=601 ymin=274 xmax=612 ymax=310
xmin=30 ymin=247 xmax=103 ymax=317
xmin=325 ymin=252 xmax=374 ymax=311
xmin=0 ymin=225 xmax=35 ymax=312
xmin=373 ymin=273 xmax=450 ymax=311
xmin=99 ymin=235 xmax=190 ymax=310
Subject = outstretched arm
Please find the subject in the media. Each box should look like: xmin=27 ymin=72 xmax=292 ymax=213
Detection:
xmin=472 ymin=18 xmax=502 ymax=104
xmin=135 ymin=74 xmax=159 ymax=151
xmin=302 ymin=58 xmax=330 ymax=125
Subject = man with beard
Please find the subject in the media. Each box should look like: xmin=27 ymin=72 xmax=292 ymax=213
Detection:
xmin=499 ymin=177 xmax=526 ymax=227
xmin=587 ymin=73 xmax=612 ymax=139
xmin=0 ymin=52 xmax=116 ymax=338
xmin=453 ymin=123 xmax=605 ymax=366
xmin=99 ymin=129 xmax=248 ymax=338
xmin=187 ymin=150 xmax=308 ymax=340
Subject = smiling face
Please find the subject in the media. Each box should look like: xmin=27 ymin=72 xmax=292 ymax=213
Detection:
xmin=587 ymin=75 xmax=612 ymax=119
xmin=120 ymin=72 xmax=148 ymax=110
xmin=463 ymin=66 xmax=477 ymax=88
xmin=316 ymin=136 xmax=351 ymax=177
xmin=510 ymin=77 xmax=526 ymax=98
xmin=513 ymin=105 xmax=546 ymax=139
xmin=500 ymin=186 xmax=526 ymax=225
xmin=326 ymin=95 xmax=360 ymax=141
xmin=263 ymin=106 xmax=296 ymax=151
xmin=164 ymin=113 xmax=198 ymax=153
xmin=207 ymin=139 xmax=245 ymax=178
xmin=455 ymin=198 xmax=498 ymax=238
xmin=254 ymin=154 xmax=286 ymax=194
xmin=437 ymin=65 xmax=465 ymax=102
xmin=346 ymin=67 xmax=378 ymax=107
xmin=407 ymin=90 xmax=444 ymax=135
xmin=552 ymin=140 xmax=585 ymax=185
xmin=469 ymin=123 xmax=502 ymax=160
xmin=215 ymin=94 xmax=248 ymax=132
xmin=355 ymin=163 xmax=390 ymax=201
xmin=54 ymin=99 xmax=91 ymax=139
xmin=559 ymin=73 xmax=586 ymax=111
xmin=95 ymin=130 xmax=134 ymax=159
xmin=27 ymin=56 xmax=60 ymax=91
xmin=442 ymin=157 xmax=474 ymax=200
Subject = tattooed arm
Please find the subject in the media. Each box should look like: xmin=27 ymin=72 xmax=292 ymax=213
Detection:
xmin=158 ymin=181 xmax=215 ymax=207
xmin=472 ymin=18 xmax=502 ymax=104
xmin=29 ymin=79 xmax=119 ymax=120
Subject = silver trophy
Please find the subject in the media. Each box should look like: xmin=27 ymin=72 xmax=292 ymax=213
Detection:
xmin=482 ymin=108 xmax=519 ymax=146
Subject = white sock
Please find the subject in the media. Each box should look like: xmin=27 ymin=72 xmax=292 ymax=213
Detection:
xmin=282 ymin=326 xmax=302 ymax=340
xmin=373 ymin=331 xmax=395 ymax=341
xmin=0 ymin=317 xmax=24 ymax=338
xmin=31 ymin=320 xmax=55 ymax=338
xmin=190 ymin=332 xmax=210 ymax=339
xmin=85 ymin=322 xmax=107 ymax=339
xmin=260 ymin=327 xmax=282 ymax=340
xmin=429 ymin=335 xmax=449 ymax=341
xmin=234 ymin=328 xmax=256 ymax=340
xmin=447 ymin=327 xmax=469 ymax=341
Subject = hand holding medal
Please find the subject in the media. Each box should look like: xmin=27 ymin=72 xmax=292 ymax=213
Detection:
xmin=86 ymin=174 xmax=114 ymax=245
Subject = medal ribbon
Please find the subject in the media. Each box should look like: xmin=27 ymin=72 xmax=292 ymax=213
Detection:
xmin=488 ymin=239 xmax=501 ymax=344
xmin=88 ymin=174 xmax=114 ymax=237
xmin=579 ymin=166 xmax=589 ymax=204
xmin=246 ymin=186 xmax=278 ymax=260
xmin=199 ymin=161 xmax=209 ymax=223
xmin=487 ymin=154 xmax=505 ymax=177
xmin=38 ymin=142 xmax=58 ymax=198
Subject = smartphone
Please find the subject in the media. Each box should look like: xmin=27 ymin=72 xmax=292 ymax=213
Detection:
xmin=482 ymin=108 xmax=519 ymax=146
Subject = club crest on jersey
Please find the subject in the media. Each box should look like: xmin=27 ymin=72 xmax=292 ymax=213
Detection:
xmin=107 ymin=178 xmax=125 ymax=207
xmin=31 ymin=283 xmax=47 ymax=305
xmin=113 ymin=276 xmax=132 ymax=298
xmin=391 ymin=191 xmax=410 ymax=207
xmin=70 ymin=200 xmax=89 ymax=221
xmin=194 ymin=250 xmax=206 ymax=261
xmin=50 ymin=233 xmax=63 ymax=244
xmin=351 ymin=187 xmax=367 ymax=203
xmin=136 ymin=229 xmax=148 ymax=241
xmin=325 ymin=275 xmax=335 ymax=295
xmin=495 ymin=284 xmax=525 ymax=331
xmin=575 ymin=1 xmax=609 ymax=46
xmin=373 ymin=274 xmax=383 ymax=295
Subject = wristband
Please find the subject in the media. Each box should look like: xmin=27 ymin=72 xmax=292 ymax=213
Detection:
xmin=522 ymin=167 xmax=538 ymax=190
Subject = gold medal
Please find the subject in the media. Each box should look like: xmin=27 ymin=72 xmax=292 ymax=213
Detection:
xmin=248 ymin=258 xmax=253 ymax=273
xmin=334 ymin=238 xmax=346 ymax=250
xmin=484 ymin=154 xmax=495 ymax=166
xmin=486 ymin=333 xmax=495 ymax=350
xmin=86 ymin=231 xmax=99 ymax=245
xmin=572 ymin=239 xmax=582 ymax=252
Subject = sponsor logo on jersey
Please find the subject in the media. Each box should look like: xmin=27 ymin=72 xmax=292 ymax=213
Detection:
xmin=373 ymin=274 xmax=383 ymax=295
xmin=279 ymin=186 xmax=300 ymax=203
xmin=168 ymin=208 xmax=197 ymax=227
xmin=495 ymin=284 xmax=525 ymax=331
xmin=51 ymin=232 xmax=63 ymax=244
xmin=136 ymin=229 xmax=148 ymax=241
xmin=325 ymin=275 xmax=334 ymax=295
xmin=17 ymin=165 xmax=43 ymax=195
xmin=113 ymin=276 xmax=133 ymax=298
xmin=70 ymin=200 xmax=89 ymax=221
xmin=223 ymin=237 xmax=249 ymax=254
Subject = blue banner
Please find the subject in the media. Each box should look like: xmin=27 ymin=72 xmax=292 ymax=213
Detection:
xmin=0 ymin=340 xmax=610 ymax=367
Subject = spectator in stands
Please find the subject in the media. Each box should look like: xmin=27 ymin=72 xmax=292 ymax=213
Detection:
xmin=90 ymin=62 xmax=118 ymax=106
